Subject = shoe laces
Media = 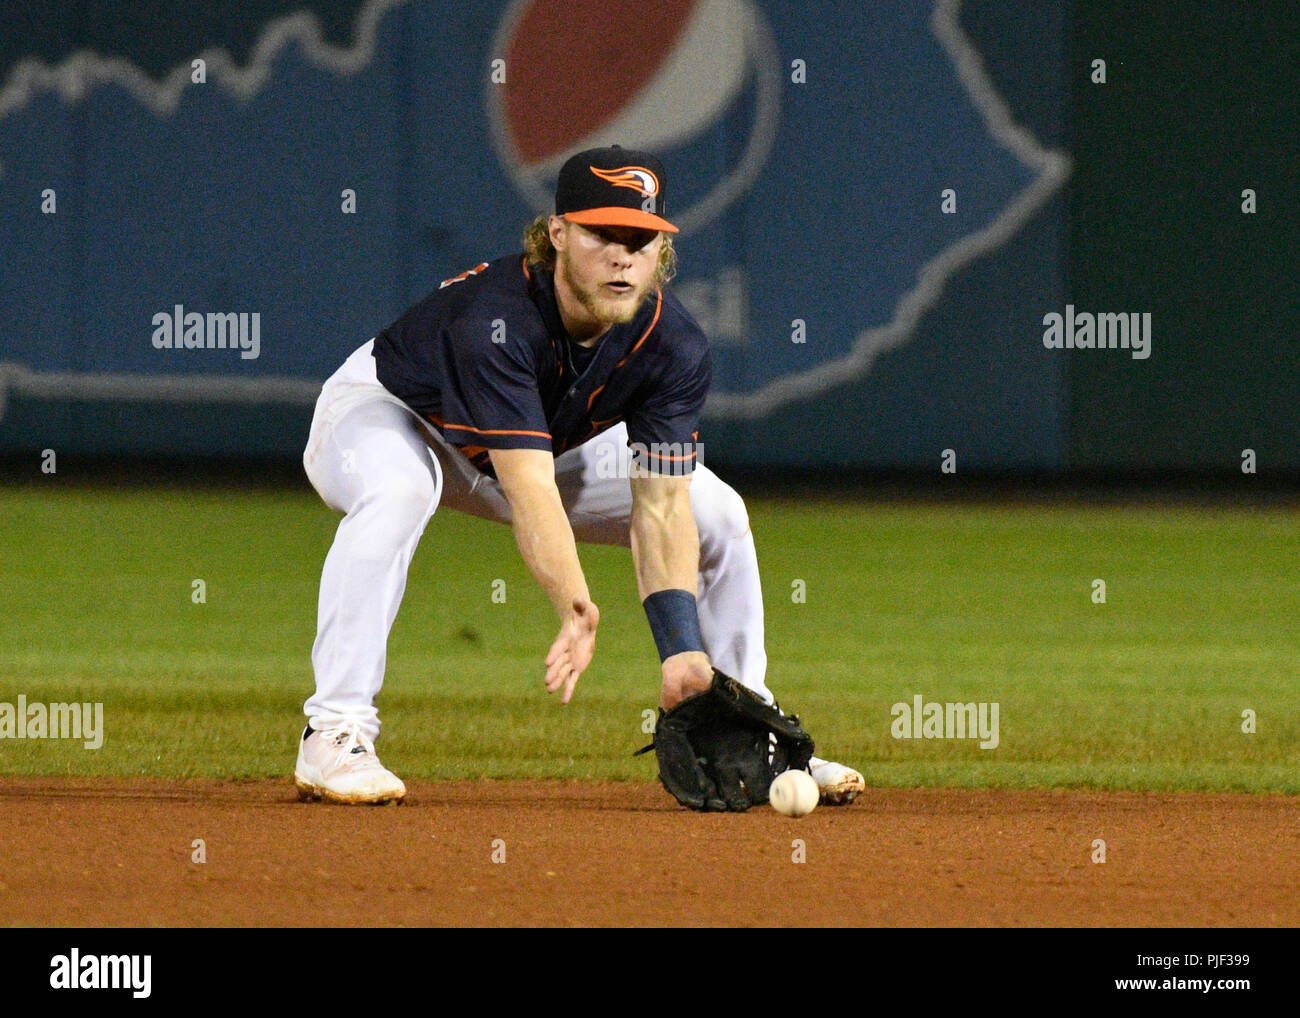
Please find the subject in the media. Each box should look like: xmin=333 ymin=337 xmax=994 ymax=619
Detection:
xmin=321 ymin=722 xmax=378 ymax=771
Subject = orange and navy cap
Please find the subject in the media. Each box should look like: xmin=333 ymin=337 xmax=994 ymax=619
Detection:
xmin=554 ymin=145 xmax=679 ymax=234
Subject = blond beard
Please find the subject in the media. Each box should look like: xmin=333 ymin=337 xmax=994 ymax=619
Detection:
xmin=558 ymin=251 xmax=652 ymax=327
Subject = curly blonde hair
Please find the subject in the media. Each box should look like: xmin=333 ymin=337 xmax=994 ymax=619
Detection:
xmin=523 ymin=214 xmax=677 ymax=286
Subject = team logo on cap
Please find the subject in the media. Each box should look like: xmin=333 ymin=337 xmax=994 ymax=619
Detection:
xmin=590 ymin=165 xmax=659 ymax=197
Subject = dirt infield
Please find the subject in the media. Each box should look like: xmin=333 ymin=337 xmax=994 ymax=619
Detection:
xmin=2 ymin=779 xmax=1297 ymax=927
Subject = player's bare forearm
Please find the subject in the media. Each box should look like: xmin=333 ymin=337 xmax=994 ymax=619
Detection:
xmin=490 ymin=447 xmax=598 ymax=704
xmin=630 ymin=473 xmax=712 ymax=707
xmin=629 ymin=473 xmax=699 ymax=599
xmin=491 ymin=447 xmax=591 ymax=616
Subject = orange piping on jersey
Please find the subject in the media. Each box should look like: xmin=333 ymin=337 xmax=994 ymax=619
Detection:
xmin=615 ymin=290 xmax=662 ymax=370
xmin=583 ymin=291 xmax=663 ymax=413
xmin=521 ymin=256 xmax=531 ymax=282
xmin=443 ymin=422 xmax=552 ymax=440
xmin=647 ymin=450 xmax=697 ymax=462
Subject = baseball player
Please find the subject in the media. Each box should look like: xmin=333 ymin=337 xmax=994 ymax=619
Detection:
xmin=294 ymin=145 xmax=864 ymax=808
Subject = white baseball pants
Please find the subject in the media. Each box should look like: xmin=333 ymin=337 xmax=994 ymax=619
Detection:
xmin=302 ymin=340 xmax=772 ymax=741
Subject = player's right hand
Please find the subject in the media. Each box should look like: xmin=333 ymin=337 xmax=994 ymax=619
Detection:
xmin=543 ymin=598 xmax=599 ymax=704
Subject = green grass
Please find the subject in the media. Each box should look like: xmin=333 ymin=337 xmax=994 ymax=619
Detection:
xmin=1 ymin=484 xmax=1297 ymax=792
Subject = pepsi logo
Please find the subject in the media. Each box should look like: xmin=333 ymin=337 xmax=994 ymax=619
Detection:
xmin=487 ymin=0 xmax=781 ymax=234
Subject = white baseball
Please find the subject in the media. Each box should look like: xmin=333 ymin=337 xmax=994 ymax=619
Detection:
xmin=768 ymin=769 xmax=819 ymax=817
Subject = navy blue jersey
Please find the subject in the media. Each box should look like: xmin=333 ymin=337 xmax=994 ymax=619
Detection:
xmin=372 ymin=254 xmax=709 ymax=476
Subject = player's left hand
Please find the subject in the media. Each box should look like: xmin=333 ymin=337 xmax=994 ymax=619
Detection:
xmin=646 ymin=669 xmax=816 ymax=812
xmin=544 ymin=598 xmax=600 ymax=704
xmin=660 ymin=651 xmax=713 ymax=710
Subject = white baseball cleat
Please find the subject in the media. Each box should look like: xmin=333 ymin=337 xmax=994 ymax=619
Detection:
xmin=809 ymin=757 xmax=865 ymax=806
xmin=294 ymin=723 xmax=406 ymax=805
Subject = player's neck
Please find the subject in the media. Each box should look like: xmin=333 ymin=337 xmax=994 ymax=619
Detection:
xmin=566 ymin=320 xmax=609 ymax=347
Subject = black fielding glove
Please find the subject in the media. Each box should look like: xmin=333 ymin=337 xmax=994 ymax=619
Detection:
xmin=639 ymin=670 xmax=815 ymax=812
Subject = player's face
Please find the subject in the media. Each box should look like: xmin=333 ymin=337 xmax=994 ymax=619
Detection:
xmin=551 ymin=219 xmax=662 ymax=338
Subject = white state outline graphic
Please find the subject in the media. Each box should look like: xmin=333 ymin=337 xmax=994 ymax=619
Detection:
xmin=708 ymin=0 xmax=1070 ymax=418
xmin=0 ymin=0 xmax=408 ymax=126
xmin=0 ymin=0 xmax=1070 ymax=425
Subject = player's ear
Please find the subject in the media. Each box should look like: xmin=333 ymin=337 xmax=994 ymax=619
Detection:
xmin=548 ymin=215 xmax=568 ymax=251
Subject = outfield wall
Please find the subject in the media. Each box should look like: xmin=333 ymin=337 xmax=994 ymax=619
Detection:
xmin=0 ymin=1 xmax=1290 ymax=472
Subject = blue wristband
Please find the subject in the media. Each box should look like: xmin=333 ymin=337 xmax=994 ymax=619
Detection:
xmin=642 ymin=589 xmax=705 ymax=662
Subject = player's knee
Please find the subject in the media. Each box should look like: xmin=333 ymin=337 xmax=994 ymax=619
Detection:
xmin=693 ymin=480 xmax=750 ymax=548
xmin=358 ymin=468 xmax=440 ymax=534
